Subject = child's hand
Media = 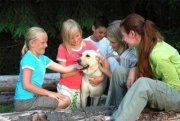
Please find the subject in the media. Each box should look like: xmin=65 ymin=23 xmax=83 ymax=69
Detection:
xmin=47 ymin=91 xmax=65 ymax=101
xmin=106 ymin=54 xmax=114 ymax=58
xmin=126 ymin=67 xmax=137 ymax=89
xmin=88 ymin=76 xmax=104 ymax=86
xmin=98 ymin=58 xmax=112 ymax=78
xmin=106 ymin=54 xmax=120 ymax=61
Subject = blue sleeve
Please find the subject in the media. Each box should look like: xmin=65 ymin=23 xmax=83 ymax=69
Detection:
xmin=129 ymin=49 xmax=137 ymax=68
xmin=129 ymin=58 xmax=137 ymax=68
xmin=21 ymin=54 xmax=36 ymax=70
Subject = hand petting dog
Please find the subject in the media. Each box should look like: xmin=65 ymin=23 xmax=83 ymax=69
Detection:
xmin=98 ymin=56 xmax=112 ymax=78
xmin=88 ymin=76 xmax=104 ymax=86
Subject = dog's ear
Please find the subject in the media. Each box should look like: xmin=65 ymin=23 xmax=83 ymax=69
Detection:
xmin=96 ymin=53 xmax=104 ymax=65
xmin=96 ymin=56 xmax=100 ymax=63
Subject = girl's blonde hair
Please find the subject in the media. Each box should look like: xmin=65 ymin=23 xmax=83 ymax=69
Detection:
xmin=107 ymin=20 xmax=127 ymax=54
xmin=61 ymin=19 xmax=83 ymax=51
xmin=21 ymin=27 xmax=47 ymax=56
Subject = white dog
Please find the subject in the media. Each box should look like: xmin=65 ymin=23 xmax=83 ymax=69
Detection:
xmin=78 ymin=50 xmax=107 ymax=108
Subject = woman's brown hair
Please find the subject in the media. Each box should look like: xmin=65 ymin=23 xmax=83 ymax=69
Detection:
xmin=120 ymin=13 xmax=163 ymax=78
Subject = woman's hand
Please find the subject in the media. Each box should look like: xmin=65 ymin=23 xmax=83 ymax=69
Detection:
xmin=126 ymin=67 xmax=137 ymax=89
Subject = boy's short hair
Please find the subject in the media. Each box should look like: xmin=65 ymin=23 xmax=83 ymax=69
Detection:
xmin=93 ymin=16 xmax=109 ymax=29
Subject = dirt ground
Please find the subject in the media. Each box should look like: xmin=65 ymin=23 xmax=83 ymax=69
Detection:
xmin=0 ymin=106 xmax=180 ymax=121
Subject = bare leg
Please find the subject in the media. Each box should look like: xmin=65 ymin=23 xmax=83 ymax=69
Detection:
xmin=56 ymin=96 xmax=71 ymax=110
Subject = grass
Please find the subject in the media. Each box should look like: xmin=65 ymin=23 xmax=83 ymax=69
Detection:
xmin=0 ymin=103 xmax=14 ymax=113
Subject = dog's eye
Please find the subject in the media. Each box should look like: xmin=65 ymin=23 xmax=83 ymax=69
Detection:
xmin=86 ymin=54 xmax=90 ymax=57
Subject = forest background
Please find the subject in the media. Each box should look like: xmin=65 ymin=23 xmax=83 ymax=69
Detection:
xmin=0 ymin=0 xmax=180 ymax=75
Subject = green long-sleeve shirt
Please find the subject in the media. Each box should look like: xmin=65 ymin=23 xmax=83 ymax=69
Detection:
xmin=150 ymin=41 xmax=180 ymax=90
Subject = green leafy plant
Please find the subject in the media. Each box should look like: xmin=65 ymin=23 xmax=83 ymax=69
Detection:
xmin=69 ymin=91 xmax=79 ymax=110
xmin=0 ymin=103 xmax=14 ymax=113
xmin=0 ymin=0 xmax=125 ymax=40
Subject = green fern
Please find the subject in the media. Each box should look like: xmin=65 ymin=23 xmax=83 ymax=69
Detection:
xmin=69 ymin=91 xmax=79 ymax=110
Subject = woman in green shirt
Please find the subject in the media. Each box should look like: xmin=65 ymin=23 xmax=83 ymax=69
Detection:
xmin=108 ymin=13 xmax=180 ymax=121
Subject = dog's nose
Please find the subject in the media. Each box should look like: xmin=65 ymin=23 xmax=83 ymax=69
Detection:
xmin=77 ymin=58 xmax=81 ymax=64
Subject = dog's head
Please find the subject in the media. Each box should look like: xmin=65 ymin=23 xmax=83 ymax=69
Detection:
xmin=77 ymin=50 xmax=100 ymax=73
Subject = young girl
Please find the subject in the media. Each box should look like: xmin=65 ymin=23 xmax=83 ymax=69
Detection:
xmin=14 ymin=27 xmax=79 ymax=112
xmin=104 ymin=20 xmax=137 ymax=106
xmin=56 ymin=19 xmax=108 ymax=108
xmin=106 ymin=20 xmax=137 ymax=73
xmin=109 ymin=14 xmax=180 ymax=121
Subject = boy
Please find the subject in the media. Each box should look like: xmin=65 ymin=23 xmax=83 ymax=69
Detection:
xmin=84 ymin=16 xmax=117 ymax=57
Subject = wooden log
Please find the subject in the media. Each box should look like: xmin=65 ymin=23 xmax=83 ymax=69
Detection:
xmin=0 ymin=106 xmax=179 ymax=121
xmin=0 ymin=106 xmax=113 ymax=121
xmin=0 ymin=73 xmax=60 ymax=92
xmin=0 ymin=92 xmax=14 ymax=104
